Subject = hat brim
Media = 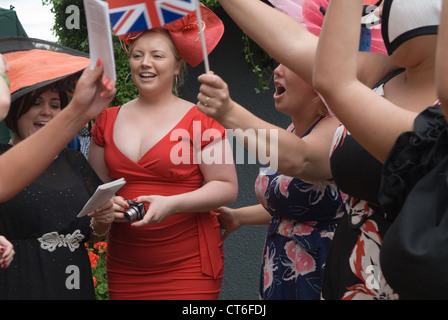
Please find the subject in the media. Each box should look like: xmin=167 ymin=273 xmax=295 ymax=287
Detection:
xmin=0 ymin=37 xmax=90 ymax=101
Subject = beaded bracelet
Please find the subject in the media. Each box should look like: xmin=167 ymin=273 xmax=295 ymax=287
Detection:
xmin=89 ymin=217 xmax=112 ymax=238
xmin=0 ymin=72 xmax=9 ymax=88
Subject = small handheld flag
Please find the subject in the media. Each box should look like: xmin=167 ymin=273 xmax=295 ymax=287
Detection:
xmin=106 ymin=0 xmax=197 ymax=36
xmin=107 ymin=0 xmax=221 ymax=72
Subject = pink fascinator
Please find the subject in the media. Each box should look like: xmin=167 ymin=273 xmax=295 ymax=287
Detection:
xmin=268 ymin=0 xmax=387 ymax=54
xmin=266 ymin=0 xmax=306 ymax=25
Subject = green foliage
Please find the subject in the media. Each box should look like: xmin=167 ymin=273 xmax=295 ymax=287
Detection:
xmin=42 ymin=0 xmax=273 ymax=95
xmin=200 ymin=0 xmax=220 ymax=9
xmin=201 ymin=0 xmax=274 ymax=92
xmin=85 ymin=241 xmax=109 ymax=300
xmin=242 ymin=34 xmax=274 ymax=93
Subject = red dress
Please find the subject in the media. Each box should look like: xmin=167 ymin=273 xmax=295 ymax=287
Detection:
xmin=91 ymin=106 xmax=225 ymax=300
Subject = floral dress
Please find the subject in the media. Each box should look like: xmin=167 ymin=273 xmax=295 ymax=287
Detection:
xmin=255 ymin=121 xmax=343 ymax=300
xmin=321 ymin=70 xmax=405 ymax=300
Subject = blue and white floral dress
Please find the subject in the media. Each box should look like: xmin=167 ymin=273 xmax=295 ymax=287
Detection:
xmin=255 ymin=121 xmax=343 ymax=300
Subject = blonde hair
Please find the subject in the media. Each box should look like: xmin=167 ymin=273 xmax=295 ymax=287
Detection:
xmin=128 ymin=28 xmax=187 ymax=96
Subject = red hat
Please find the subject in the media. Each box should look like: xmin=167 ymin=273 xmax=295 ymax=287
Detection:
xmin=119 ymin=5 xmax=224 ymax=68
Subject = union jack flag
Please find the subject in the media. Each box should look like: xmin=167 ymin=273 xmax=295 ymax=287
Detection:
xmin=106 ymin=0 xmax=198 ymax=36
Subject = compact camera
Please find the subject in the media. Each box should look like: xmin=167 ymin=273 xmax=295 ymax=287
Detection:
xmin=124 ymin=200 xmax=146 ymax=222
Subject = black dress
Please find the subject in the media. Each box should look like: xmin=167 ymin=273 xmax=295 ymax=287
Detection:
xmin=379 ymin=104 xmax=448 ymax=299
xmin=0 ymin=145 xmax=103 ymax=299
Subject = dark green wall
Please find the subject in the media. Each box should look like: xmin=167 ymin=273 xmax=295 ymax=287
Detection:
xmin=180 ymin=7 xmax=289 ymax=300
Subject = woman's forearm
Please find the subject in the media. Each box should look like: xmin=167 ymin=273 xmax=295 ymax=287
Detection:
xmin=436 ymin=0 xmax=448 ymax=116
xmin=314 ymin=0 xmax=415 ymax=163
xmin=218 ymin=0 xmax=317 ymax=84
xmin=233 ymin=204 xmax=272 ymax=226
xmin=313 ymin=0 xmax=362 ymax=94
xmin=0 ymin=60 xmax=115 ymax=202
xmin=218 ymin=101 xmax=334 ymax=180
xmin=170 ymin=179 xmax=237 ymax=214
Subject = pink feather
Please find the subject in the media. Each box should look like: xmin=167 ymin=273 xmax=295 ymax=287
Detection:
xmin=269 ymin=0 xmax=386 ymax=54
xmin=267 ymin=0 xmax=306 ymax=24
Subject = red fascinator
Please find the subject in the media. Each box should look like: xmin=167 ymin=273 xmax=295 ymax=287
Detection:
xmin=119 ymin=5 xmax=224 ymax=68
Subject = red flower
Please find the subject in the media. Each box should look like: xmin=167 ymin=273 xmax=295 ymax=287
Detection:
xmin=94 ymin=241 xmax=107 ymax=253
xmin=88 ymin=251 xmax=99 ymax=269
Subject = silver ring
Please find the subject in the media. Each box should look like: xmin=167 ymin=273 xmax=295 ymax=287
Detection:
xmin=205 ymin=96 xmax=210 ymax=107
xmin=105 ymin=214 xmax=110 ymax=220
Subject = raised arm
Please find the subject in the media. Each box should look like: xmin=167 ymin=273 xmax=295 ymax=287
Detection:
xmin=197 ymin=72 xmax=336 ymax=181
xmin=218 ymin=0 xmax=394 ymax=88
xmin=218 ymin=0 xmax=317 ymax=84
xmin=436 ymin=0 xmax=448 ymax=117
xmin=313 ymin=0 xmax=416 ymax=163
xmin=0 ymin=60 xmax=116 ymax=202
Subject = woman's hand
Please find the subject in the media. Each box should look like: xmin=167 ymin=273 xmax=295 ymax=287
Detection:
xmin=215 ymin=206 xmax=241 ymax=240
xmin=130 ymin=195 xmax=174 ymax=227
xmin=88 ymin=198 xmax=116 ymax=225
xmin=0 ymin=235 xmax=14 ymax=269
xmin=109 ymin=196 xmax=131 ymax=223
xmin=68 ymin=59 xmax=117 ymax=122
xmin=197 ymin=72 xmax=235 ymax=122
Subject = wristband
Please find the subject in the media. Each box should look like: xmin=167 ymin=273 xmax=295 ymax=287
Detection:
xmin=0 ymin=72 xmax=9 ymax=88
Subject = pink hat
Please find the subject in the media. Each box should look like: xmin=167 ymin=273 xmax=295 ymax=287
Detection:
xmin=268 ymin=0 xmax=387 ymax=54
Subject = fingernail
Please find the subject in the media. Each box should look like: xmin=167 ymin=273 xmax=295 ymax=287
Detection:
xmin=103 ymin=77 xmax=110 ymax=86
xmin=100 ymin=92 xmax=107 ymax=98
xmin=96 ymin=58 xmax=102 ymax=67
xmin=0 ymin=247 xmax=4 ymax=252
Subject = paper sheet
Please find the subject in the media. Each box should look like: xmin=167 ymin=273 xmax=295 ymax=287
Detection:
xmin=83 ymin=0 xmax=116 ymax=81
xmin=77 ymin=178 xmax=126 ymax=218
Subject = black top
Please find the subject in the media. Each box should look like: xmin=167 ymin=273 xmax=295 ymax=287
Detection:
xmin=379 ymin=105 xmax=448 ymax=299
xmin=0 ymin=146 xmax=103 ymax=299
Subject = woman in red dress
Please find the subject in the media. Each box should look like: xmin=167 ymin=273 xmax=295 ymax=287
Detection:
xmin=88 ymin=7 xmax=238 ymax=300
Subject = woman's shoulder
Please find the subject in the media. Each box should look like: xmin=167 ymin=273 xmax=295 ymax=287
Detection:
xmin=102 ymin=105 xmax=121 ymax=115
xmin=94 ymin=105 xmax=121 ymax=127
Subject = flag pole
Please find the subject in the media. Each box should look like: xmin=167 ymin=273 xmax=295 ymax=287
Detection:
xmin=195 ymin=3 xmax=210 ymax=74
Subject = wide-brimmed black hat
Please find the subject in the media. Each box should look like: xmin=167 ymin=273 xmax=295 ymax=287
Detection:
xmin=0 ymin=37 xmax=90 ymax=102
